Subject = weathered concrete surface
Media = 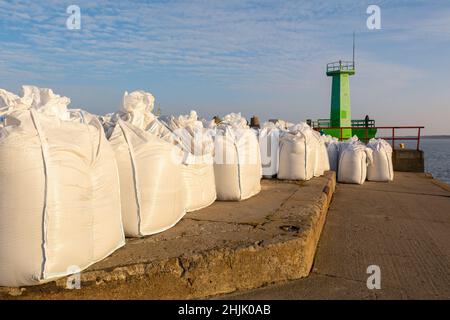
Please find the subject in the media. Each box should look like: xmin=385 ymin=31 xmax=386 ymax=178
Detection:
xmin=393 ymin=149 xmax=424 ymax=172
xmin=0 ymin=172 xmax=335 ymax=299
xmin=218 ymin=172 xmax=450 ymax=300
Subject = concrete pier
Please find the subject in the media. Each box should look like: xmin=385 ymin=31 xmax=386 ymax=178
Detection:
xmin=2 ymin=171 xmax=448 ymax=300
xmin=0 ymin=172 xmax=335 ymax=299
xmin=220 ymin=172 xmax=450 ymax=299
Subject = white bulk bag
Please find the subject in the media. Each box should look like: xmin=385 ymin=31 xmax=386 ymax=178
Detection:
xmin=104 ymin=91 xmax=157 ymax=138
xmin=327 ymin=143 xmax=340 ymax=172
xmin=278 ymin=126 xmax=317 ymax=181
xmin=106 ymin=90 xmax=187 ymax=236
xmin=120 ymin=90 xmax=156 ymax=129
xmin=259 ymin=124 xmax=280 ymax=178
xmin=367 ymin=138 xmax=394 ymax=182
xmin=338 ymin=143 xmax=373 ymax=184
xmin=312 ymin=131 xmax=330 ymax=177
xmin=0 ymin=89 xmax=22 ymax=109
xmin=214 ymin=115 xmax=262 ymax=201
xmin=322 ymin=135 xmax=340 ymax=172
xmin=181 ymin=155 xmax=216 ymax=211
xmin=156 ymin=111 xmax=216 ymax=212
xmin=147 ymin=117 xmax=178 ymax=145
xmin=0 ymin=87 xmax=125 ymax=287
xmin=108 ymin=119 xmax=186 ymax=237
xmin=339 ymin=135 xmax=360 ymax=152
xmin=148 ymin=117 xmax=216 ymax=212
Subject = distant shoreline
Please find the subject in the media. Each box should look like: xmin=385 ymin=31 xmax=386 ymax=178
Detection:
xmin=420 ymin=135 xmax=450 ymax=139
xmin=391 ymin=135 xmax=450 ymax=139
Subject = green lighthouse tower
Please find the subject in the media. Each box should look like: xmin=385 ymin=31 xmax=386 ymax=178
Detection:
xmin=326 ymin=59 xmax=355 ymax=139
xmin=315 ymin=33 xmax=377 ymax=141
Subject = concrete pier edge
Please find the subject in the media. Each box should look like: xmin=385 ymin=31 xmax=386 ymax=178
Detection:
xmin=429 ymin=175 xmax=450 ymax=193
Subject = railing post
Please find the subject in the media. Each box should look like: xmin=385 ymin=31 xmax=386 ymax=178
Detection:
xmin=340 ymin=127 xmax=343 ymax=141
xmin=417 ymin=127 xmax=421 ymax=151
xmin=365 ymin=127 xmax=368 ymax=144
xmin=392 ymin=128 xmax=395 ymax=149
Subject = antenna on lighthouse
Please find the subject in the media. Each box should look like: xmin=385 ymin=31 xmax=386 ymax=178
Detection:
xmin=352 ymin=31 xmax=356 ymax=68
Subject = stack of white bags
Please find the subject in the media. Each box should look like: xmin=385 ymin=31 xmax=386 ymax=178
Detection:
xmin=0 ymin=86 xmax=395 ymax=287
xmin=329 ymin=136 xmax=394 ymax=184
xmin=262 ymin=122 xmax=330 ymax=181
xmin=257 ymin=121 xmax=393 ymax=185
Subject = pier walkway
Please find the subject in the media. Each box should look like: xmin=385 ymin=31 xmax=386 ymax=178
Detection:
xmin=220 ymin=172 xmax=450 ymax=299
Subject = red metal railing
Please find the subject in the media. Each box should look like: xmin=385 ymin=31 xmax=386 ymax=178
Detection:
xmin=313 ymin=126 xmax=425 ymax=150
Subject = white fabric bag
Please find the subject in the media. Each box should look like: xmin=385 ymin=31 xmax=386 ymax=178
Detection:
xmin=367 ymin=138 xmax=394 ymax=182
xmin=0 ymin=89 xmax=22 ymax=110
xmin=322 ymin=135 xmax=340 ymax=172
xmin=107 ymin=91 xmax=187 ymax=236
xmin=312 ymin=131 xmax=330 ymax=177
xmin=120 ymin=90 xmax=156 ymax=130
xmin=258 ymin=123 xmax=280 ymax=178
xmin=338 ymin=142 xmax=373 ymax=184
xmin=214 ymin=125 xmax=262 ymax=200
xmin=108 ymin=120 xmax=186 ymax=236
xmin=0 ymin=87 xmax=125 ymax=287
xmin=181 ymin=154 xmax=216 ymax=211
xmin=154 ymin=111 xmax=216 ymax=212
xmin=277 ymin=123 xmax=318 ymax=181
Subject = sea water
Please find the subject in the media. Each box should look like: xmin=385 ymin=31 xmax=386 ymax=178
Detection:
xmin=421 ymin=138 xmax=450 ymax=184
xmin=395 ymin=138 xmax=450 ymax=184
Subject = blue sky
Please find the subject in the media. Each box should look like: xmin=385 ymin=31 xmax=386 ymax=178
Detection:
xmin=0 ymin=0 xmax=449 ymax=134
